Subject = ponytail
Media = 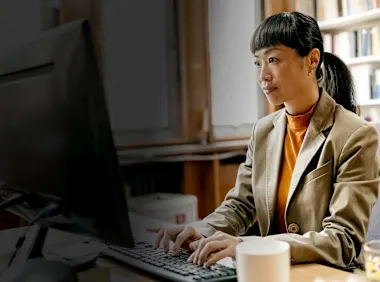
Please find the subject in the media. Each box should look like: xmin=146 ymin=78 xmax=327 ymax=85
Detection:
xmin=319 ymin=52 xmax=358 ymax=114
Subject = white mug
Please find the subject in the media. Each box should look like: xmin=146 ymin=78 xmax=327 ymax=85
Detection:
xmin=235 ymin=238 xmax=290 ymax=282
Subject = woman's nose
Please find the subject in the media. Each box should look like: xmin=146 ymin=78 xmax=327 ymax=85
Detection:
xmin=258 ymin=67 xmax=272 ymax=83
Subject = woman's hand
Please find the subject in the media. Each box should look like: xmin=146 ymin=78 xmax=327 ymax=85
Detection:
xmin=147 ymin=225 xmax=203 ymax=255
xmin=187 ymin=231 xmax=241 ymax=267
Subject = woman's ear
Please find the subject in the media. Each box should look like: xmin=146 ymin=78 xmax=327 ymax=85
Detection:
xmin=308 ymin=48 xmax=321 ymax=71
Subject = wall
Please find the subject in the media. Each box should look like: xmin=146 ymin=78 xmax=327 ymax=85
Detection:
xmin=208 ymin=0 xmax=265 ymax=140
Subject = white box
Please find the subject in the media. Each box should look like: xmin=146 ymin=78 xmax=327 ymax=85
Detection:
xmin=127 ymin=193 xmax=198 ymax=225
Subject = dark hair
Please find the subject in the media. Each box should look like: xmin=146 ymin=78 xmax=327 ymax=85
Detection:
xmin=250 ymin=11 xmax=358 ymax=114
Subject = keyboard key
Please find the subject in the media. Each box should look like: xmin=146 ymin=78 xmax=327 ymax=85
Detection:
xmin=201 ymin=274 xmax=213 ymax=280
xmin=216 ymin=270 xmax=228 ymax=277
xmin=179 ymin=271 xmax=188 ymax=276
xmin=226 ymin=270 xmax=236 ymax=276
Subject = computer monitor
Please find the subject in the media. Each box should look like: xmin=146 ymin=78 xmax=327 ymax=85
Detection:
xmin=0 ymin=19 xmax=134 ymax=249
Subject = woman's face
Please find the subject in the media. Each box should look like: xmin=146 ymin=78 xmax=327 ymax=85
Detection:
xmin=254 ymin=45 xmax=311 ymax=108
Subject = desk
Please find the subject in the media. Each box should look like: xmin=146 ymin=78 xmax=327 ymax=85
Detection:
xmin=0 ymin=213 xmax=368 ymax=282
xmin=80 ymin=262 xmax=368 ymax=282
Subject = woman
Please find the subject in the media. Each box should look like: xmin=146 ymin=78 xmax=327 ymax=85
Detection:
xmin=151 ymin=11 xmax=380 ymax=269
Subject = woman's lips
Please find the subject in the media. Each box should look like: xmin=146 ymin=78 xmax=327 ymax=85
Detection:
xmin=263 ymin=87 xmax=277 ymax=95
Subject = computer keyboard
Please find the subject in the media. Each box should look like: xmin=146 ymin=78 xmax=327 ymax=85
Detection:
xmin=103 ymin=240 xmax=238 ymax=282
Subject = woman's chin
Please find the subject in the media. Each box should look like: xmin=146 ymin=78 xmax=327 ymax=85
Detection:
xmin=266 ymin=96 xmax=284 ymax=107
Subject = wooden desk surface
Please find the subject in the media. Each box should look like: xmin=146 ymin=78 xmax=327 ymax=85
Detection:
xmin=290 ymin=264 xmax=367 ymax=282
xmin=0 ymin=213 xmax=369 ymax=282
xmin=85 ymin=258 xmax=367 ymax=282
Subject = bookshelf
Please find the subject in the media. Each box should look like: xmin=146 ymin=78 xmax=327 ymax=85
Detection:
xmin=309 ymin=0 xmax=380 ymax=122
xmin=318 ymin=8 xmax=380 ymax=33
xmin=358 ymin=99 xmax=380 ymax=106
xmin=345 ymin=55 xmax=380 ymax=67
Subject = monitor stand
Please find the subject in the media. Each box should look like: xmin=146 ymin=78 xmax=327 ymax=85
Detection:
xmin=0 ymin=192 xmax=53 ymax=267
xmin=0 ymin=195 xmax=98 ymax=282
xmin=0 ymin=222 xmax=67 ymax=282
xmin=0 ymin=225 xmax=77 ymax=282
xmin=10 ymin=224 xmax=49 ymax=265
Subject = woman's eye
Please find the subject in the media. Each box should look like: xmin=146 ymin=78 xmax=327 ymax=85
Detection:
xmin=269 ymin=57 xmax=277 ymax=63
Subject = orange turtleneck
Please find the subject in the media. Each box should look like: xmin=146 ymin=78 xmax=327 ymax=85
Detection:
xmin=273 ymin=103 xmax=317 ymax=234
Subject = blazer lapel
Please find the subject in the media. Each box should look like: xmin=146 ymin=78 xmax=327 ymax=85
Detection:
xmin=285 ymin=90 xmax=336 ymax=214
xmin=265 ymin=110 xmax=286 ymax=235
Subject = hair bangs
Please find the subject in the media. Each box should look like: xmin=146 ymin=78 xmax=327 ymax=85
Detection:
xmin=250 ymin=13 xmax=303 ymax=55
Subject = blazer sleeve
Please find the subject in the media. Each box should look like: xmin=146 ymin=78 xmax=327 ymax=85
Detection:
xmin=188 ymin=124 xmax=257 ymax=238
xmin=265 ymin=124 xmax=380 ymax=268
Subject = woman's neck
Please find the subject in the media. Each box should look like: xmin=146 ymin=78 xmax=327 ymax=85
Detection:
xmin=284 ymin=87 xmax=320 ymax=116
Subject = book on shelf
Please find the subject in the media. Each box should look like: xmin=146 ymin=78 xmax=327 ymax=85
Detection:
xmin=310 ymin=0 xmax=380 ymax=21
xmin=372 ymin=67 xmax=380 ymax=99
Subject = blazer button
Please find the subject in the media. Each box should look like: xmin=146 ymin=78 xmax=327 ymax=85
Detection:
xmin=290 ymin=258 xmax=296 ymax=265
xmin=287 ymin=223 xmax=299 ymax=234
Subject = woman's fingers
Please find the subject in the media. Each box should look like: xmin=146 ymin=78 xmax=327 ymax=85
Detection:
xmin=188 ymin=244 xmax=230 ymax=266
xmin=189 ymin=238 xmax=206 ymax=263
xmin=197 ymin=240 xmax=227 ymax=265
xmin=163 ymin=229 xmax=172 ymax=253
xmin=194 ymin=234 xmax=225 ymax=260
xmin=152 ymin=226 xmax=185 ymax=250
xmin=187 ymin=235 xmax=226 ymax=265
xmin=187 ymin=231 xmax=240 ymax=266
xmin=173 ymin=226 xmax=200 ymax=255
xmin=188 ymin=239 xmax=200 ymax=251
xmin=187 ymin=248 xmax=199 ymax=263
xmin=203 ymin=248 xmax=232 ymax=267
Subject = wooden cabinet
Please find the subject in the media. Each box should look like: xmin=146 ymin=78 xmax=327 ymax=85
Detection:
xmin=183 ymin=155 xmax=244 ymax=219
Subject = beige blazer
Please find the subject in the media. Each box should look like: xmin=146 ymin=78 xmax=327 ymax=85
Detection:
xmin=191 ymin=90 xmax=380 ymax=268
